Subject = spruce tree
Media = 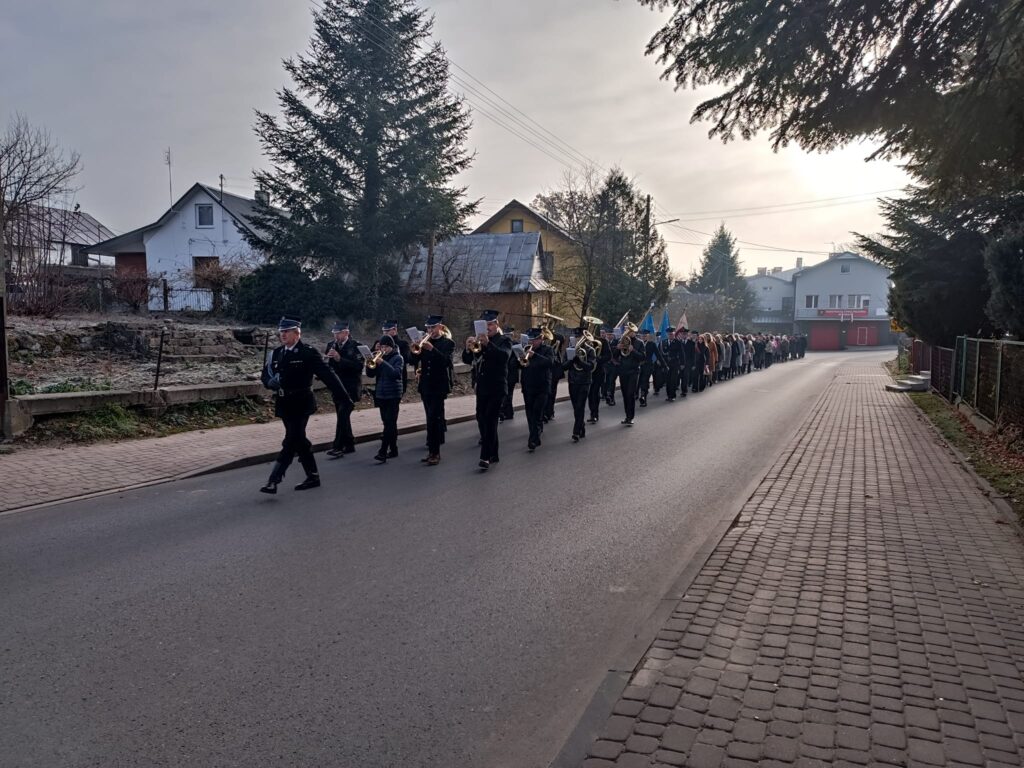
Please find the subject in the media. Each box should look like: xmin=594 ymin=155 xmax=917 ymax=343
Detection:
xmin=247 ymin=0 xmax=475 ymax=318
xmin=689 ymin=224 xmax=756 ymax=323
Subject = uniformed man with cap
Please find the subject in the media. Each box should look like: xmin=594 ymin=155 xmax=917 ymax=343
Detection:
xmin=381 ymin=320 xmax=411 ymax=394
xmin=324 ymin=321 xmax=364 ymax=457
xmin=587 ymin=326 xmax=611 ymax=424
xmin=602 ymin=327 xmax=618 ymax=406
xmin=410 ymin=314 xmax=455 ymax=466
xmin=462 ymin=309 xmax=512 ymax=471
xmin=637 ymin=328 xmax=666 ymax=407
xmin=564 ymin=327 xmax=597 ymax=441
xmin=519 ymin=327 xmax=554 ymax=451
xmin=260 ymin=316 xmax=350 ymax=494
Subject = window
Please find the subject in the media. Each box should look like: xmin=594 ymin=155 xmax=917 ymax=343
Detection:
xmin=848 ymin=294 xmax=871 ymax=309
xmin=196 ymin=204 xmax=214 ymax=228
xmin=510 ymin=219 xmax=524 ymax=233
xmin=840 ymin=263 xmax=851 ymax=273
xmin=781 ymin=296 xmax=795 ymax=314
xmin=805 ymin=295 xmax=819 ymax=309
xmin=829 ymin=294 xmax=843 ymax=308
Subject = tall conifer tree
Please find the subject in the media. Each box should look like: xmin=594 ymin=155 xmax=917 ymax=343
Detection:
xmin=248 ymin=0 xmax=476 ymax=317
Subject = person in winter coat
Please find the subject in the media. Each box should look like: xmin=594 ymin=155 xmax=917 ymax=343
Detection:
xmin=563 ymin=329 xmax=597 ymax=441
xmin=365 ymin=335 xmax=404 ymax=463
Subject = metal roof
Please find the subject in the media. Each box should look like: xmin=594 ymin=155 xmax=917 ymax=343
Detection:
xmin=400 ymin=232 xmax=554 ymax=294
xmin=7 ymin=204 xmax=115 ymax=248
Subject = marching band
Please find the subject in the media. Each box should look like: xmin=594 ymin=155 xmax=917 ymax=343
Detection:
xmin=260 ymin=310 xmax=807 ymax=489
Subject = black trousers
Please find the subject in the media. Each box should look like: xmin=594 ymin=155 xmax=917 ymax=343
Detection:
xmin=639 ymin=364 xmax=653 ymax=397
xmin=569 ymin=381 xmax=589 ymax=436
xmin=544 ymin=376 xmax=559 ymax=419
xmin=477 ymin=391 xmax=502 ymax=461
xmin=588 ymin=377 xmax=603 ymax=419
xmin=652 ymin=365 xmax=666 ymax=393
xmin=604 ymin=368 xmax=617 ymax=402
xmin=422 ymin=393 xmax=447 ymax=454
xmin=332 ymin=398 xmax=355 ymax=451
xmin=666 ymin=364 xmax=681 ymax=398
xmin=523 ymin=389 xmax=548 ymax=445
xmin=500 ymin=382 xmax=516 ymax=420
xmin=377 ymin=399 xmax=400 ymax=454
xmin=620 ymin=371 xmax=639 ymax=420
xmin=271 ymin=411 xmax=317 ymax=481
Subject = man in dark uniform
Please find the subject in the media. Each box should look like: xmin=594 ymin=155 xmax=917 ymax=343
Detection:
xmin=664 ymin=329 xmax=684 ymax=401
xmin=325 ymin=321 xmax=363 ymax=458
xmin=260 ymin=316 xmax=349 ymax=494
xmin=382 ymin=320 xmax=411 ymax=394
xmin=543 ymin=328 xmax=565 ymax=423
xmin=500 ymin=328 xmax=519 ymax=422
xmin=678 ymin=327 xmax=694 ymax=399
xmin=653 ymin=332 xmax=668 ymax=396
xmin=689 ymin=329 xmax=706 ymax=393
xmin=588 ymin=329 xmax=610 ymax=424
xmin=613 ymin=327 xmax=644 ymax=425
xmin=637 ymin=329 xmax=666 ymax=407
xmin=564 ymin=329 xmax=597 ymax=441
xmin=410 ymin=315 xmax=455 ymax=466
xmin=602 ymin=327 xmax=618 ymax=406
xmin=519 ymin=327 xmax=554 ymax=451
xmin=462 ymin=309 xmax=512 ymax=471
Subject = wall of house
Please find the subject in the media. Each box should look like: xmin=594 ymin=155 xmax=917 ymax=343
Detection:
xmin=142 ymin=187 xmax=253 ymax=311
xmin=746 ymin=274 xmax=794 ymax=312
xmin=477 ymin=205 xmax=584 ymax=321
xmin=793 ymin=255 xmax=891 ymax=321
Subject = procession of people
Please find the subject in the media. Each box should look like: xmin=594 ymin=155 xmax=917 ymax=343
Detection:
xmin=259 ymin=311 xmax=806 ymax=490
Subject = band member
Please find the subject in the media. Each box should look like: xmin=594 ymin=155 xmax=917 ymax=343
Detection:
xmin=365 ymin=335 xmax=403 ymax=463
xmin=411 ymin=315 xmax=455 ymax=466
xmin=637 ymin=329 xmax=665 ymax=407
xmin=382 ymin=320 xmax=411 ymax=393
xmin=613 ymin=325 xmax=644 ymax=426
xmin=544 ymin=327 xmax=565 ymax=423
xmin=260 ymin=316 xmax=350 ymax=494
xmin=325 ymin=321 xmax=363 ymax=457
xmin=520 ymin=327 xmax=554 ymax=451
xmin=653 ymin=332 xmax=669 ymax=396
xmin=603 ymin=327 xmax=618 ymax=406
xmin=564 ymin=329 xmax=597 ymax=441
xmin=501 ymin=328 xmax=519 ymax=422
xmin=664 ymin=329 xmax=684 ymax=402
xmin=679 ymin=328 xmax=695 ymax=399
xmin=462 ymin=309 xmax=512 ymax=471
xmin=588 ymin=328 xmax=611 ymax=424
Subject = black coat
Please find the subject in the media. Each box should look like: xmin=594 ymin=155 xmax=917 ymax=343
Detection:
xmin=639 ymin=339 xmax=666 ymax=370
xmin=613 ymin=336 xmax=645 ymax=375
xmin=325 ymin=337 xmax=365 ymax=399
xmin=563 ymin=344 xmax=597 ymax=385
xmin=520 ymin=343 xmax=555 ymax=394
xmin=682 ymin=338 xmax=697 ymax=369
xmin=262 ymin=340 xmax=347 ymax=418
xmin=665 ymin=338 xmax=684 ymax=367
xmin=414 ymin=335 xmax=455 ymax=397
xmin=465 ymin=333 xmax=512 ymax=397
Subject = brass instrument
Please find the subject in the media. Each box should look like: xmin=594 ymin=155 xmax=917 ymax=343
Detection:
xmin=365 ymin=350 xmax=384 ymax=369
xmin=519 ymin=344 xmax=535 ymax=367
xmin=542 ymin=312 xmax=565 ymax=354
xmin=466 ymin=337 xmax=482 ymax=354
xmin=582 ymin=315 xmax=604 ymax=354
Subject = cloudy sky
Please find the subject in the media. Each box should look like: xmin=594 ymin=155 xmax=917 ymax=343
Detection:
xmin=1 ymin=0 xmax=909 ymax=276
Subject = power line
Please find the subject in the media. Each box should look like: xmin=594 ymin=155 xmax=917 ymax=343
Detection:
xmin=659 ymin=188 xmax=902 ymax=217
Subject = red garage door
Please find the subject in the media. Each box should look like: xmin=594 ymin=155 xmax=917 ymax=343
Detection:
xmin=809 ymin=323 xmax=840 ymax=351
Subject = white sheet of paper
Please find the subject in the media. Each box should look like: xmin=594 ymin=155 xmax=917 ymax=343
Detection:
xmin=511 ymin=344 xmax=525 ymax=360
xmin=473 ymin=320 xmax=488 ymax=336
xmin=568 ymin=335 xmax=577 ymax=348
xmin=357 ymin=345 xmax=372 ymax=360
xmin=566 ymin=347 xmax=576 ymax=359
xmin=405 ymin=326 xmax=423 ymax=343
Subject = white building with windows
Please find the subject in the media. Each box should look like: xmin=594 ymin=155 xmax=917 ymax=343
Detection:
xmin=91 ymin=182 xmax=268 ymax=311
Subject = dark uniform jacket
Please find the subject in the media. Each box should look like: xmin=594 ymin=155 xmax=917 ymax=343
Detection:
xmin=593 ymin=338 xmax=611 ymax=377
xmin=463 ymin=333 xmax=512 ymax=397
xmin=563 ymin=344 xmax=597 ymax=385
xmin=665 ymin=338 xmax=684 ymax=367
xmin=549 ymin=333 xmax=566 ymax=382
xmin=415 ymin=336 xmax=455 ymax=397
xmin=325 ymin=337 xmax=365 ymax=400
xmin=640 ymin=339 xmax=666 ymax=370
xmin=613 ymin=336 xmax=645 ymax=375
xmin=520 ymin=343 xmax=555 ymax=394
xmin=262 ymin=340 xmax=347 ymax=417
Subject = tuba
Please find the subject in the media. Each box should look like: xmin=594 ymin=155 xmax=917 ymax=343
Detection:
xmin=582 ymin=315 xmax=604 ymax=355
xmin=542 ymin=312 xmax=565 ymax=355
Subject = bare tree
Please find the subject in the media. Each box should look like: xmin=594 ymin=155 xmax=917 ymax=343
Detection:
xmin=0 ymin=115 xmax=81 ymax=432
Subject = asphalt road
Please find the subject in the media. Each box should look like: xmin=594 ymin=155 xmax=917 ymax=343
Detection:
xmin=0 ymin=350 xmax=888 ymax=768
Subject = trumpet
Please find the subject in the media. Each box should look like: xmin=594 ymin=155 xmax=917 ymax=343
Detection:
xmin=365 ymin=350 xmax=384 ymax=369
xmin=466 ymin=336 xmax=482 ymax=353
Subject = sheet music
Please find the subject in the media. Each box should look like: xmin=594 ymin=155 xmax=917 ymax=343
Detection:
xmin=473 ymin=320 xmax=488 ymax=336
xmin=511 ymin=344 xmax=526 ymax=361
xmin=357 ymin=345 xmax=373 ymax=360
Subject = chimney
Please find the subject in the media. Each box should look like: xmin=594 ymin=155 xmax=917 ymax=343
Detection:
xmin=254 ymin=188 xmax=270 ymax=206
xmin=795 ymin=257 xmax=803 ymax=270
xmin=757 ymin=267 xmax=767 ymax=276
xmin=772 ymin=266 xmax=782 ymax=274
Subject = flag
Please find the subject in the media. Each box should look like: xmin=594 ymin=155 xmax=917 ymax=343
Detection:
xmin=659 ymin=309 xmax=671 ymax=338
xmin=640 ymin=312 xmax=656 ymax=334
xmin=676 ymin=310 xmax=689 ymax=333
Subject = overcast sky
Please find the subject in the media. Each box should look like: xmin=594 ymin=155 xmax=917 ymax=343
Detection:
xmin=1 ymin=0 xmax=909 ymax=276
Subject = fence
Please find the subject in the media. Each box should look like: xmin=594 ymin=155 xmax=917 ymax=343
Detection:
xmin=910 ymin=337 xmax=1024 ymax=433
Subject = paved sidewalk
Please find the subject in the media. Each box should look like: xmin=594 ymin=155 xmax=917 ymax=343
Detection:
xmin=572 ymin=361 xmax=1024 ymax=767
xmin=0 ymin=383 xmax=568 ymax=514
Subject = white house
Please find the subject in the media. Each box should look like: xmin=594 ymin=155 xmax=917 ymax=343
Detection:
xmin=745 ymin=262 xmax=801 ymax=334
xmin=91 ymin=182 xmax=268 ymax=311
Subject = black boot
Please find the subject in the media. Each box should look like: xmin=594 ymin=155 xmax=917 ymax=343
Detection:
xmin=295 ymin=474 xmax=321 ymax=491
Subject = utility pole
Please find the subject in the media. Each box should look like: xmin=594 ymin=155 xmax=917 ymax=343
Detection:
xmin=424 ymin=230 xmax=436 ymax=304
xmin=643 ymin=194 xmax=652 ymax=261
xmin=0 ymin=206 xmax=8 ymax=437
xmin=164 ymin=148 xmax=173 ymax=203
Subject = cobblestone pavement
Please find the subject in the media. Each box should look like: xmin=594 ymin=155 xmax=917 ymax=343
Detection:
xmin=0 ymin=384 xmax=568 ymax=514
xmin=578 ymin=362 xmax=1024 ymax=767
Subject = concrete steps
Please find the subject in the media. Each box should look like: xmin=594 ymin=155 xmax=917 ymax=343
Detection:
xmin=886 ymin=372 xmax=930 ymax=392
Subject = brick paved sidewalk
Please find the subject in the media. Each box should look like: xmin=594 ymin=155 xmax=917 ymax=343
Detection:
xmin=0 ymin=383 xmax=568 ymax=514
xmin=574 ymin=361 xmax=1024 ymax=767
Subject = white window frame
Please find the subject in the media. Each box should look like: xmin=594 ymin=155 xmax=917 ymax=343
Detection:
xmin=828 ymin=294 xmax=843 ymax=309
xmin=805 ymin=294 xmax=818 ymax=309
xmin=848 ymin=294 xmax=870 ymax=309
xmin=196 ymin=204 xmax=215 ymax=228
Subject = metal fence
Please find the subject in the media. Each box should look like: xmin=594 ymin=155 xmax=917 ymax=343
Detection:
xmin=911 ymin=337 xmax=1024 ymax=432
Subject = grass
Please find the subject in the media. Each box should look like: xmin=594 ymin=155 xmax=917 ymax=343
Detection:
xmin=909 ymin=391 xmax=1024 ymax=523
